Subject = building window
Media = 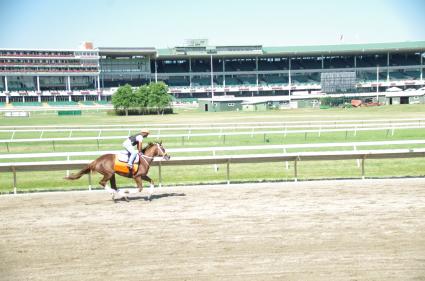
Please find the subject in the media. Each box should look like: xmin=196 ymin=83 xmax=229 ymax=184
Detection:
xmin=228 ymin=103 xmax=235 ymax=106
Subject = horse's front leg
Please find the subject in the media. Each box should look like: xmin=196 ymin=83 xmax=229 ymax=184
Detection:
xmin=134 ymin=176 xmax=143 ymax=193
xmin=141 ymin=175 xmax=155 ymax=200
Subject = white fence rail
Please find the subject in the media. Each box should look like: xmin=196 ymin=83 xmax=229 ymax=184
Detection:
xmin=1 ymin=118 xmax=425 ymax=130
xmin=1 ymin=148 xmax=425 ymax=194
xmin=1 ymin=125 xmax=424 ymax=151
xmin=1 ymin=140 xmax=425 ymax=161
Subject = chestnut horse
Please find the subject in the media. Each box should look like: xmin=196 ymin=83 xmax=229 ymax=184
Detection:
xmin=65 ymin=142 xmax=170 ymax=200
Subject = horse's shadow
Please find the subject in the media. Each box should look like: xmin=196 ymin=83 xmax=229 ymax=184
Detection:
xmin=114 ymin=192 xmax=186 ymax=203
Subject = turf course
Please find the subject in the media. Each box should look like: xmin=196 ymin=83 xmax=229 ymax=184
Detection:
xmin=1 ymin=105 xmax=425 ymax=193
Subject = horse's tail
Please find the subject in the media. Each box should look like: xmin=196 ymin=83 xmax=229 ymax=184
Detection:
xmin=65 ymin=163 xmax=92 ymax=180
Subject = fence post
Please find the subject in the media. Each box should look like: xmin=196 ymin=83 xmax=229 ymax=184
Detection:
xmin=158 ymin=162 xmax=162 ymax=188
xmin=294 ymin=158 xmax=298 ymax=182
xmin=361 ymin=156 xmax=365 ymax=179
xmin=12 ymin=166 xmax=17 ymax=194
xmin=226 ymin=159 xmax=230 ymax=185
xmin=66 ymin=156 xmax=70 ymax=177
xmin=284 ymin=148 xmax=289 ymax=170
xmin=354 ymin=146 xmax=360 ymax=168
xmin=213 ymin=150 xmax=218 ymax=172
xmin=88 ymin=171 xmax=92 ymax=191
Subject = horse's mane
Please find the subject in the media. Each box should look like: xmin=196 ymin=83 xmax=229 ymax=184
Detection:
xmin=142 ymin=142 xmax=156 ymax=153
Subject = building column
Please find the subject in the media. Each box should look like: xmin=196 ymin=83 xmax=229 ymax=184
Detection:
xmin=255 ymin=56 xmax=259 ymax=94
xmin=421 ymin=53 xmax=423 ymax=81
xmin=387 ymin=52 xmax=390 ymax=82
xmin=67 ymin=76 xmax=71 ymax=92
xmin=69 ymin=94 xmax=72 ymax=102
xmin=154 ymin=60 xmax=158 ymax=83
xmin=5 ymin=94 xmax=9 ymax=104
xmin=97 ymin=75 xmax=100 ymax=91
xmin=36 ymin=76 xmax=40 ymax=92
xmin=38 ymin=94 xmax=41 ymax=103
xmin=210 ymin=55 xmax=214 ymax=100
xmin=288 ymin=58 xmax=292 ymax=97
xmin=5 ymin=76 xmax=8 ymax=92
xmin=23 ymin=96 xmax=25 ymax=103
xmin=189 ymin=57 xmax=192 ymax=88
xmin=223 ymin=59 xmax=226 ymax=89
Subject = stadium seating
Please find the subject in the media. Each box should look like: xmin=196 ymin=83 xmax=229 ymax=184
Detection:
xmin=80 ymin=101 xmax=96 ymax=106
xmin=238 ymin=76 xmax=257 ymax=85
xmin=224 ymin=76 xmax=242 ymax=86
xmin=168 ymin=77 xmax=190 ymax=87
xmin=157 ymin=61 xmax=189 ymax=73
xmin=261 ymin=75 xmax=288 ymax=85
xmin=191 ymin=77 xmax=212 ymax=86
xmin=258 ymin=58 xmax=288 ymax=70
xmin=224 ymin=60 xmax=256 ymax=72
xmin=12 ymin=102 xmax=42 ymax=107
xmin=97 ymin=100 xmax=111 ymax=105
xmin=48 ymin=101 xmax=78 ymax=106
xmin=404 ymin=71 xmax=421 ymax=80
xmin=291 ymin=59 xmax=322 ymax=70
xmin=191 ymin=60 xmax=210 ymax=72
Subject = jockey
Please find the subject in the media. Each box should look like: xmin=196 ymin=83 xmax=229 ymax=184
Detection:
xmin=123 ymin=128 xmax=150 ymax=169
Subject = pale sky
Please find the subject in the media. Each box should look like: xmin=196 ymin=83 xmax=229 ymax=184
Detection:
xmin=0 ymin=0 xmax=424 ymax=49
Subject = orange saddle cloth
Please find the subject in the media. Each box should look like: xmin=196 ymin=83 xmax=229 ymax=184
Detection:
xmin=114 ymin=158 xmax=139 ymax=175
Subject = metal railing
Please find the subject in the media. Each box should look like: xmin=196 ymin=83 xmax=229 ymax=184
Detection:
xmin=1 ymin=148 xmax=424 ymax=194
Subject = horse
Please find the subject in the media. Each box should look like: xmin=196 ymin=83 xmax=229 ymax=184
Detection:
xmin=65 ymin=141 xmax=170 ymax=201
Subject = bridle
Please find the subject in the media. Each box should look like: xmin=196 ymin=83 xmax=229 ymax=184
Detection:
xmin=139 ymin=143 xmax=168 ymax=165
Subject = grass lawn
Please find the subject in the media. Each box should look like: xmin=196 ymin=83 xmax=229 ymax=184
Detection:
xmin=1 ymin=104 xmax=425 ymax=193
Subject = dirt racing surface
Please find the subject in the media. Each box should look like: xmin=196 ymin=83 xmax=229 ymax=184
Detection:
xmin=1 ymin=179 xmax=424 ymax=281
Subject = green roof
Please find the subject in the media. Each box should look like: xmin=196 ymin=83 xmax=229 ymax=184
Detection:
xmin=263 ymin=41 xmax=425 ymax=55
xmin=156 ymin=41 xmax=425 ymax=58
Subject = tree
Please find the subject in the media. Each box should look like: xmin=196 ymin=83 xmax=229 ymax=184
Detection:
xmin=134 ymin=84 xmax=149 ymax=110
xmin=111 ymin=82 xmax=173 ymax=115
xmin=146 ymin=82 xmax=173 ymax=115
xmin=111 ymin=84 xmax=134 ymax=116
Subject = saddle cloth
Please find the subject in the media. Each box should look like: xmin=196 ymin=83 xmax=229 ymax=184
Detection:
xmin=114 ymin=152 xmax=140 ymax=174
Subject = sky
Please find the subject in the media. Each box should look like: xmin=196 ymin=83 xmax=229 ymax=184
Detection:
xmin=0 ymin=0 xmax=424 ymax=49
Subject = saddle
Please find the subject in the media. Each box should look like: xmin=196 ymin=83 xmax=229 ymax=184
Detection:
xmin=114 ymin=151 xmax=140 ymax=175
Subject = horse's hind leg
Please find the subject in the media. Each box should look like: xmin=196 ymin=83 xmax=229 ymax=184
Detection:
xmin=109 ymin=174 xmax=117 ymax=190
xmin=98 ymin=170 xmax=121 ymax=201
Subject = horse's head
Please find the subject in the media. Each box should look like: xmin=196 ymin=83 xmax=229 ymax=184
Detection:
xmin=144 ymin=141 xmax=170 ymax=160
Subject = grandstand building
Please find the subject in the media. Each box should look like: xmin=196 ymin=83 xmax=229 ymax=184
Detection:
xmin=0 ymin=41 xmax=424 ymax=105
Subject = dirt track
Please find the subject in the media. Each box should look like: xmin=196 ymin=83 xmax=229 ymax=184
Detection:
xmin=1 ymin=179 xmax=425 ymax=281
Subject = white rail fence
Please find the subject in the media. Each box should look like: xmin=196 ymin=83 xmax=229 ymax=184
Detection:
xmin=1 ymin=140 xmax=425 ymax=161
xmin=1 ymin=125 xmax=424 ymax=152
xmin=1 ymin=118 xmax=425 ymax=130
xmin=1 ymin=148 xmax=425 ymax=194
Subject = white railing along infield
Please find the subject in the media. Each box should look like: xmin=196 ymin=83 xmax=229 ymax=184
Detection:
xmin=1 ymin=145 xmax=425 ymax=194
